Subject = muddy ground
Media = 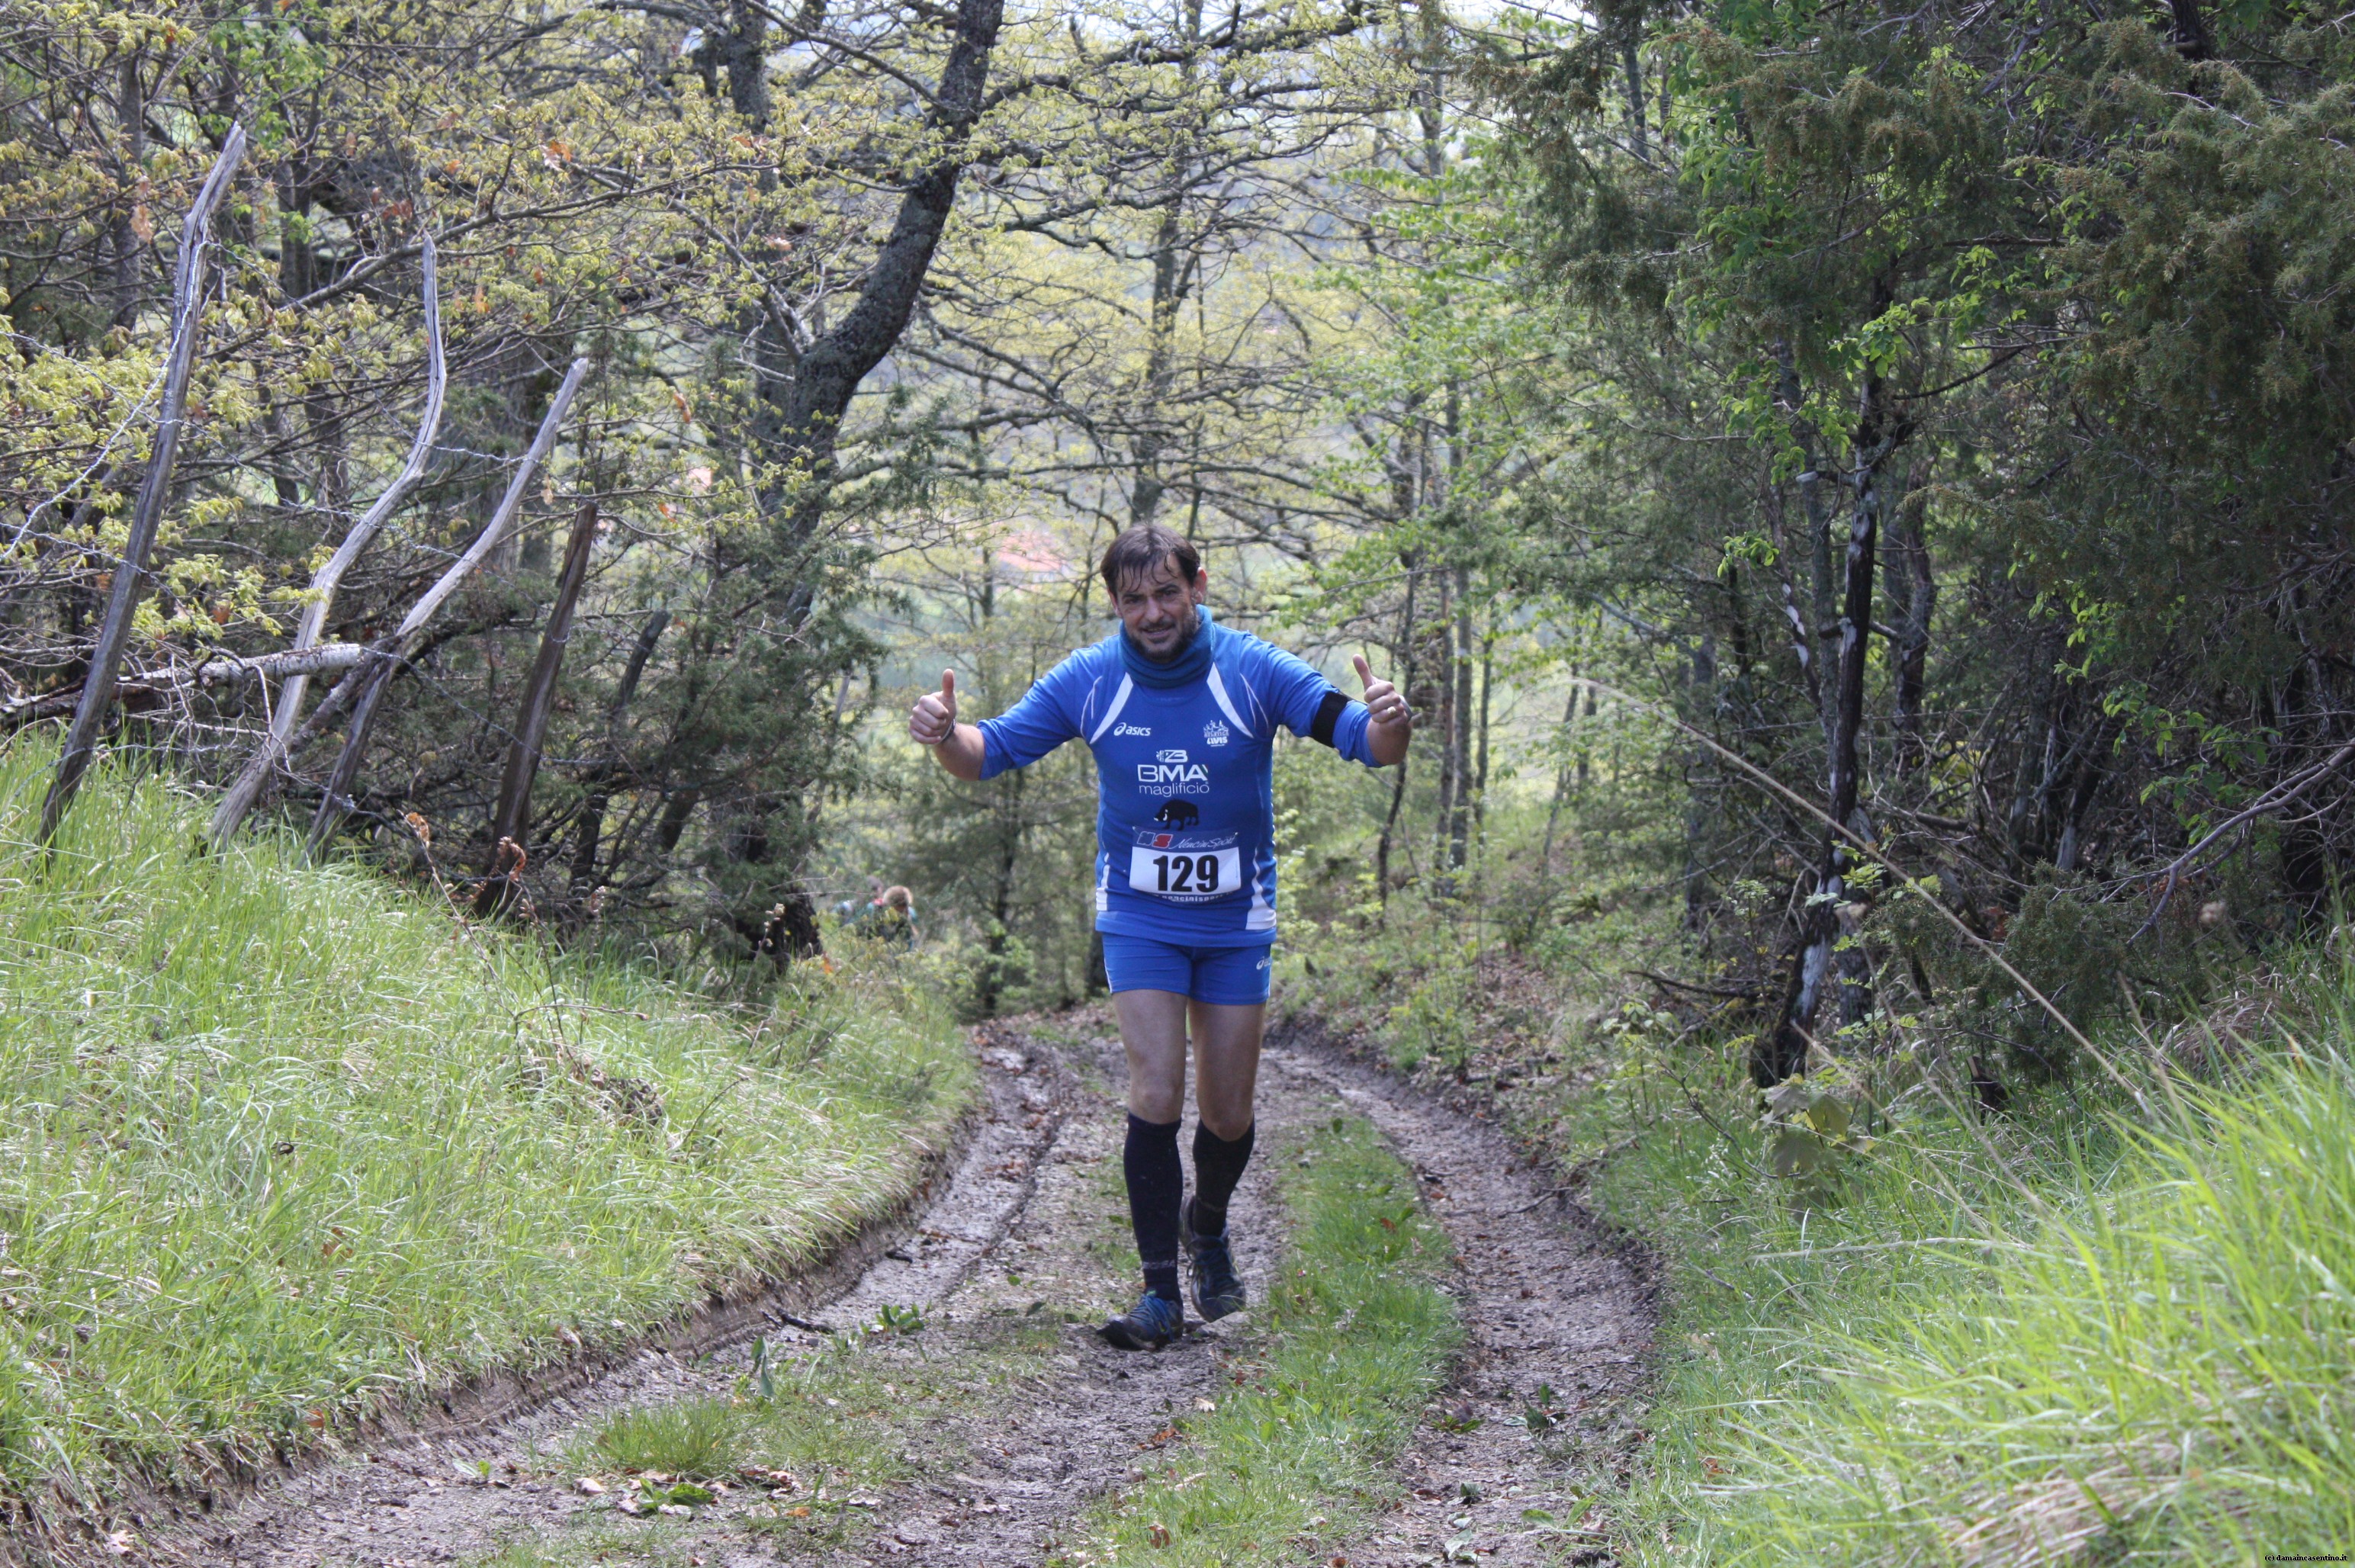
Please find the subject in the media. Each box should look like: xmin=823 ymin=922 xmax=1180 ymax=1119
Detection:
xmin=140 ymin=1009 xmax=1651 ymax=1568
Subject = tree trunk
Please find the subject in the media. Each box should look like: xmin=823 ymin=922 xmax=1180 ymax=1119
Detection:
xmin=1682 ymin=630 xmax=1717 ymax=932
xmin=1889 ymin=460 xmax=1935 ymax=773
xmin=978 ymin=765 xmax=1025 ymax=1017
xmin=1429 ymin=562 xmax=1457 ymax=876
xmin=1775 ymin=342 xmax=1839 ymax=761
xmin=1127 ymin=0 xmax=1203 ymax=527
xmin=570 ymin=607 xmax=670 ymax=899
xmin=655 ymin=786 xmax=701 ymax=856
xmin=2168 ymin=0 xmax=2215 ymax=59
xmin=1759 ymin=355 xmax=1900 ymax=1081
xmin=1537 ymin=668 xmax=1584 ymax=905
xmin=757 ymin=0 xmax=1006 ymax=568
xmin=475 ymin=503 xmax=599 ymax=916
xmin=722 ymin=0 xmax=773 ymax=123
xmin=1620 ymin=30 xmax=1649 ymax=163
xmin=1375 ymin=553 xmax=1418 ymax=909
xmin=1447 ymin=567 xmax=1475 ymax=876
xmin=1129 ymin=198 xmax=1188 ymax=527
xmin=1473 ymin=620 xmax=1493 ymax=834
xmin=112 ymin=52 xmax=146 ymax=327
xmin=638 ymin=0 xmax=1005 ymax=904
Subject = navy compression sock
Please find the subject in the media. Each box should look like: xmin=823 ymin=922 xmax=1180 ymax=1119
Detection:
xmin=1190 ymin=1121 xmax=1255 ymax=1238
xmin=1124 ymin=1113 xmax=1184 ymax=1302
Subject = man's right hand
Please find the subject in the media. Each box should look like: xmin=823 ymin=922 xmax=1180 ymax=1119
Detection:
xmin=908 ymin=670 xmax=958 ymax=746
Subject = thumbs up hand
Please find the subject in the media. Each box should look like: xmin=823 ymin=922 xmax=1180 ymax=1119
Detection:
xmin=1354 ymin=653 xmax=1410 ymax=735
xmin=909 ymin=670 xmax=959 ymax=746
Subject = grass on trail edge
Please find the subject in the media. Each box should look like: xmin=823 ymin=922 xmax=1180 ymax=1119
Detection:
xmin=1544 ymin=979 xmax=2355 ymax=1563
xmin=1283 ymin=908 xmax=2355 ymax=1561
xmin=1061 ymin=1114 xmax=1462 ymax=1568
xmin=0 ymin=744 xmax=972 ymax=1513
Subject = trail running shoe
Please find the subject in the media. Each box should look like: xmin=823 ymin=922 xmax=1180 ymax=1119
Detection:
xmin=1181 ymin=1197 xmax=1247 ymax=1322
xmin=1100 ymin=1289 xmax=1184 ymax=1351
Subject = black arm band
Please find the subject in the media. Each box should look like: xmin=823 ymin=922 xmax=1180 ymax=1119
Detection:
xmin=1309 ymin=689 xmax=1350 ymax=749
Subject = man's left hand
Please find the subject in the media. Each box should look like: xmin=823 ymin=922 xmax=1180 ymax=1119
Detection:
xmin=1354 ymin=653 xmax=1412 ymax=762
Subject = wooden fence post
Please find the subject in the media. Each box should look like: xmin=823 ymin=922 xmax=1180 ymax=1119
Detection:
xmin=38 ymin=127 xmax=246 ymax=847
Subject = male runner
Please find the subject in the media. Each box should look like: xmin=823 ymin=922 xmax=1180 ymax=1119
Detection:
xmin=907 ymin=523 xmax=1410 ymax=1349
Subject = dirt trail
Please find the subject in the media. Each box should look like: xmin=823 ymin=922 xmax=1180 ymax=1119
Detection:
xmin=155 ymin=1013 xmax=1650 ymax=1568
xmin=175 ymin=1026 xmax=1078 ymax=1567
xmin=1263 ymin=1020 xmax=1653 ymax=1566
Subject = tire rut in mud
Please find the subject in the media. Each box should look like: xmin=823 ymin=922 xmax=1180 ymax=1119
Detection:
xmin=1263 ymin=1023 xmax=1654 ymax=1567
xmin=161 ymin=1015 xmax=1651 ymax=1568
xmin=186 ymin=1025 xmax=1074 ymax=1567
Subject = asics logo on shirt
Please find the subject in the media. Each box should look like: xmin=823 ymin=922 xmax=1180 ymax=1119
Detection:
xmin=1112 ymin=723 xmax=1153 ymax=736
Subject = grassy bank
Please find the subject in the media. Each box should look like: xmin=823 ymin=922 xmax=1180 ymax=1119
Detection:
xmin=1284 ymin=913 xmax=2355 ymax=1563
xmin=0 ymin=744 xmax=971 ymax=1510
xmin=1593 ymin=1014 xmax=2355 ymax=1564
xmin=1064 ymin=1114 xmax=1462 ymax=1568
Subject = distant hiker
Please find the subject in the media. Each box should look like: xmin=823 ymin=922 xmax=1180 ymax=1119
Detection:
xmin=907 ymin=522 xmax=1411 ymax=1349
xmin=875 ymin=885 xmax=917 ymax=949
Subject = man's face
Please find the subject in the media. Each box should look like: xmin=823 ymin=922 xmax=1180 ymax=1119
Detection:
xmin=1114 ymin=559 xmax=1208 ymax=660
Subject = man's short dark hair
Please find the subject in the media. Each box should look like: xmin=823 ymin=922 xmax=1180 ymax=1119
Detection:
xmin=1099 ymin=524 xmax=1200 ymax=599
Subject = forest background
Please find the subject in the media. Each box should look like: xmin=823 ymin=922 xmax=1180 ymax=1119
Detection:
xmin=14 ymin=0 xmax=2350 ymax=1070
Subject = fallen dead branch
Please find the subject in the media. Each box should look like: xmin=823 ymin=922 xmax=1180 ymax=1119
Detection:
xmin=209 ymin=236 xmax=448 ymax=844
xmin=304 ymin=356 xmax=590 ymax=854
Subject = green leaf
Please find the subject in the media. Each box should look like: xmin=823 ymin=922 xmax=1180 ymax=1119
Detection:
xmin=1770 ymin=1129 xmax=1822 ymax=1179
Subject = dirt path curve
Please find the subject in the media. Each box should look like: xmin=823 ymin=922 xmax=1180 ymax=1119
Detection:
xmin=177 ymin=1023 xmax=1076 ymax=1567
xmin=158 ymin=1012 xmax=1650 ymax=1568
xmin=1262 ymin=1020 xmax=1654 ymax=1567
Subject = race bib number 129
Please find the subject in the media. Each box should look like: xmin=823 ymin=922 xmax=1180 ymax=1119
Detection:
xmin=1128 ymin=844 xmax=1242 ymax=898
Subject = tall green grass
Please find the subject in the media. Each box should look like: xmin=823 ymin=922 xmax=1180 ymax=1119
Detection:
xmin=1582 ymin=996 xmax=2355 ymax=1562
xmin=0 ymin=742 xmax=971 ymax=1505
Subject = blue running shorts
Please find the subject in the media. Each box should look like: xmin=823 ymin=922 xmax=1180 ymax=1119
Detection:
xmin=1100 ymin=934 xmax=1274 ymax=1006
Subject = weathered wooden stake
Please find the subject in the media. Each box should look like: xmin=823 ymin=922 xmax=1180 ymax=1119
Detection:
xmin=38 ymin=126 xmax=246 ymax=847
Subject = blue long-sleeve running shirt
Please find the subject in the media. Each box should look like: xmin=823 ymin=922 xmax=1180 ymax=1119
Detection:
xmin=977 ymin=613 xmax=1385 ymax=945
